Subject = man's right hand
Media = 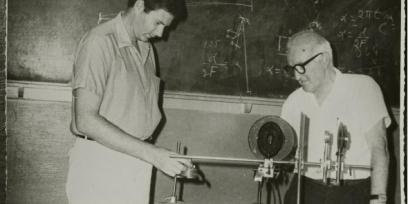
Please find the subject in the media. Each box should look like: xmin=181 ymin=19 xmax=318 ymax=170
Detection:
xmin=73 ymin=88 xmax=193 ymax=177
xmin=152 ymin=147 xmax=193 ymax=177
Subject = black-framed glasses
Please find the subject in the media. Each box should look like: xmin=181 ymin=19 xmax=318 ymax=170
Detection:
xmin=284 ymin=52 xmax=323 ymax=75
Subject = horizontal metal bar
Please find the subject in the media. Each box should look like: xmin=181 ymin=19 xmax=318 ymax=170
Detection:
xmin=171 ymin=155 xmax=298 ymax=165
xmin=171 ymin=155 xmax=371 ymax=169
xmin=171 ymin=155 xmax=263 ymax=165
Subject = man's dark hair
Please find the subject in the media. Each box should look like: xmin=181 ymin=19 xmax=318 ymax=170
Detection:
xmin=128 ymin=0 xmax=186 ymax=20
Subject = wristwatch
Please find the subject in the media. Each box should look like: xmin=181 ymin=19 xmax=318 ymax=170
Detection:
xmin=370 ymin=194 xmax=387 ymax=202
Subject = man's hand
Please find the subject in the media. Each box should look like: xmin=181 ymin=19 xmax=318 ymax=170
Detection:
xmin=370 ymin=199 xmax=386 ymax=204
xmin=151 ymin=147 xmax=193 ymax=177
xmin=73 ymin=88 xmax=193 ymax=176
xmin=369 ymin=194 xmax=387 ymax=204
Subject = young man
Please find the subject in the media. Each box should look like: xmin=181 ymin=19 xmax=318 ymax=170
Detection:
xmin=66 ymin=0 xmax=191 ymax=203
xmin=281 ymin=30 xmax=390 ymax=204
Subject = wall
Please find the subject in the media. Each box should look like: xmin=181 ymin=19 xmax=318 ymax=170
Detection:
xmin=7 ymin=0 xmax=126 ymax=82
xmin=5 ymin=83 xmax=402 ymax=204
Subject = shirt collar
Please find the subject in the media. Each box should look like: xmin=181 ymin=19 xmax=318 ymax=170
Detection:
xmin=113 ymin=11 xmax=151 ymax=52
xmin=333 ymin=68 xmax=342 ymax=87
xmin=113 ymin=11 xmax=133 ymax=48
xmin=301 ymin=67 xmax=343 ymax=105
xmin=317 ymin=67 xmax=342 ymax=105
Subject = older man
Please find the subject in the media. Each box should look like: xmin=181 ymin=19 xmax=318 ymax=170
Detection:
xmin=281 ymin=30 xmax=390 ymax=204
xmin=66 ymin=0 xmax=191 ymax=203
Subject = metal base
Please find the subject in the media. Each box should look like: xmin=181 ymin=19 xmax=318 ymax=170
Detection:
xmin=158 ymin=196 xmax=185 ymax=204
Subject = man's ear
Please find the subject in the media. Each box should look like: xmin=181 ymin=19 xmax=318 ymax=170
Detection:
xmin=321 ymin=51 xmax=330 ymax=66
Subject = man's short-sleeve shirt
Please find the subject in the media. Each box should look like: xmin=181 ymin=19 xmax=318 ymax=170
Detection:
xmin=71 ymin=12 xmax=161 ymax=140
xmin=281 ymin=69 xmax=391 ymax=179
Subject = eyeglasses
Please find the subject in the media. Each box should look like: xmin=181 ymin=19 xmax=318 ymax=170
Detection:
xmin=284 ymin=52 xmax=323 ymax=76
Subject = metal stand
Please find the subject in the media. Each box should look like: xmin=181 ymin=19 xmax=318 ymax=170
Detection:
xmin=160 ymin=142 xmax=185 ymax=204
xmin=160 ymin=175 xmax=184 ymax=204
xmin=321 ymin=131 xmax=333 ymax=185
xmin=168 ymin=116 xmax=370 ymax=204
xmin=253 ymin=180 xmax=263 ymax=204
xmin=252 ymin=159 xmax=280 ymax=204
xmin=321 ymin=122 xmax=350 ymax=186
xmin=334 ymin=122 xmax=348 ymax=186
xmin=295 ymin=113 xmax=309 ymax=204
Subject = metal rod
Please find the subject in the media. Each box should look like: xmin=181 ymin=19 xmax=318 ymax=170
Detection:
xmin=170 ymin=142 xmax=181 ymax=202
xmin=302 ymin=161 xmax=370 ymax=169
xmin=335 ymin=153 xmax=342 ymax=185
xmin=322 ymin=131 xmax=332 ymax=184
xmin=257 ymin=180 xmax=263 ymax=204
xmin=177 ymin=141 xmax=181 ymax=154
xmin=170 ymin=155 xmax=371 ymax=169
xmin=170 ymin=155 xmax=295 ymax=165
xmin=297 ymin=113 xmax=309 ymax=204
xmin=242 ymin=17 xmax=250 ymax=95
xmin=171 ymin=176 xmax=178 ymax=199
xmin=344 ymin=164 xmax=371 ymax=169
xmin=171 ymin=155 xmax=263 ymax=164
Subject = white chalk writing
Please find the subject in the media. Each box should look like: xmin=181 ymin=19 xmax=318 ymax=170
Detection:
xmin=336 ymin=8 xmax=396 ymax=58
xmin=201 ymin=16 xmax=249 ymax=82
xmin=201 ymin=53 xmax=228 ymax=78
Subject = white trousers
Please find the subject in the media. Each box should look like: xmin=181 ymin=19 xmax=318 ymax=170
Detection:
xmin=66 ymin=138 xmax=152 ymax=204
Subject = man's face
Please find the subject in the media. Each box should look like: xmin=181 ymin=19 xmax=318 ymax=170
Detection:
xmin=287 ymin=48 xmax=326 ymax=93
xmin=136 ymin=9 xmax=174 ymax=42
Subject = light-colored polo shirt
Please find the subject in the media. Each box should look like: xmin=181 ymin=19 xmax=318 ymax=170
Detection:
xmin=71 ymin=12 xmax=161 ymax=140
xmin=281 ymin=68 xmax=391 ymax=179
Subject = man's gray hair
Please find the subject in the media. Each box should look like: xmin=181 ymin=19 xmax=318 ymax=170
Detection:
xmin=287 ymin=30 xmax=333 ymax=64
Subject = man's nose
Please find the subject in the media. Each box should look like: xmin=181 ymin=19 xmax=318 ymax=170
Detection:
xmin=294 ymin=71 xmax=302 ymax=81
xmin=154 ymin=25 xmax=164 ymax=38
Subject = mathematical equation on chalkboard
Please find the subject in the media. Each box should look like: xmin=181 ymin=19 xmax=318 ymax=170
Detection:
xmin=200 ymin=18 xmax=298 ymax=85
xmin=261 ymin=64 xmax=291 ymax=79
xmin=170 ymin=0 xmax=398 ymax=101
xmin=335 ymin=8 xmax=397 ymax=59
xmin=201 ymin=16 xmax=249 ymax=80
xmin=201 ymin=39 xmax=232 ymax=78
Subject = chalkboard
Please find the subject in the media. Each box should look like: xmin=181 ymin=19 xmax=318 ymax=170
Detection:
xmin=7 ymin=0 xmax=401 ymax=105
xmin=7 ymin=0 xmax=127 ymax=82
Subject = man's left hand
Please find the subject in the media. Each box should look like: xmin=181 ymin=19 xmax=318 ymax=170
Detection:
xmin=370 ymin=198 xmax=386 ymax=204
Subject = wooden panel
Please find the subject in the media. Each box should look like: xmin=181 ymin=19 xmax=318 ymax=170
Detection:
xmin=6 ymin=100 xmax=73 ymax=204
xmin=6 ymin=99 xmax=276 ymax=204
